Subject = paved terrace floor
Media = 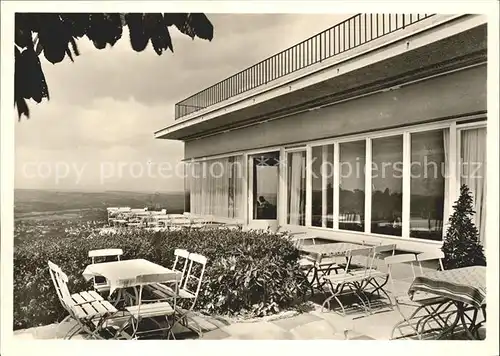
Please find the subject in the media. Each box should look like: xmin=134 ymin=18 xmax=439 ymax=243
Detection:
xmin=13 ymin=258 xmax=485 ymax=341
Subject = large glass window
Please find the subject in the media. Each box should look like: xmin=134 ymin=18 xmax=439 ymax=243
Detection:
xmin=287 ymin=151 xmax=306 ymax=225
xmin=187 ymin=156 xmax=244 ymax=219
xmin=371 ymin=136 xmax=403 ymax=236
xmin=410 ymin=130 xmax=446 ymax=241
xmin=339 ymin=140 xmax=366 ymax=232
xmin=311 ymin=145 xmax=334 ymax=227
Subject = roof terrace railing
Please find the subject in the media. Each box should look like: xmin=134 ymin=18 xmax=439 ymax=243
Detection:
xmin=175 ymin=13 xmax=434 ymax=120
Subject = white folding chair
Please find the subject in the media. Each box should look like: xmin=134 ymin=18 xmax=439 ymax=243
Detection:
xmin=321 ymin=247 xmax=374 ymax=316
xmin=355 ymin=244 xmax=397 ymax=313
xmin=146 ymin=249 xmax=190 ymax=300
xmin=174 ymin=253 xmax=208 ymax=337
xmin=386 ymin=253 xmax=454 ymax=340
xmin=168 ymin=215 xmax=192 ymax=230
xmin=48 ymin=261 xmax=118 ymax=339
xmin=88 ymin=249 xmax=123 ymax=295
xmin=415 ymin=251 xmax=445 ymax=275
xmin=121 ymin=272 xmax=182 ymax=340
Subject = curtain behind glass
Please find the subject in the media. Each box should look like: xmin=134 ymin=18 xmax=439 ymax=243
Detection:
xmin=287 ymin=152 xmax=306 ymax=225
xmin=189 ymin=156 xmax=243 ymax=219
xmin=461 ymin=128 xmax=486 ymax=245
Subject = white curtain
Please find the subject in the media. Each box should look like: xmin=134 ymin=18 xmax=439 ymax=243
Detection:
xmin=461 ymin=128 xmax=487 ymax=246
xmin=288 ymin=152 xmax=305 ymax=225
xmin=232 ymin=156 xmax=244 ymax=219
xmin=188 ymin=156 xmax=243 ymax=219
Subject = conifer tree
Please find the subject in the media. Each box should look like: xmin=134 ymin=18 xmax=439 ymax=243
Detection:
xmin=441 ymin=184 xmax=486 ymax=269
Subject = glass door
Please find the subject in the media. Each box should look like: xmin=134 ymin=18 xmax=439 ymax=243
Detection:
xmin=248 ymin=151 xmax=280 ymax=225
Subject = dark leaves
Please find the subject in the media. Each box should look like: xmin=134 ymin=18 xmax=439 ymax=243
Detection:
xmin=15 ymin=13 xmax=34 ymax=49
xmin=86 ymin=13 xmax=123 ymax=49
xmin=14 ymin=13 xmax=213 ymax=120
xmin=164 ymin=13 xmax=214 ymax=41
xmin=145 ymin=13 xmax=173 ymax=55
xmin=189 ymin=13 xmax=214 ymax=41
xmin=125 ymin=13 xmax=149 ymax=52
xmin=15 ymin=46 xmax=49 ymax=119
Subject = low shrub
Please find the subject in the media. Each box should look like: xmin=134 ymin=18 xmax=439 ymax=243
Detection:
xmin=14 ymin=227 xmax=308 ymax=330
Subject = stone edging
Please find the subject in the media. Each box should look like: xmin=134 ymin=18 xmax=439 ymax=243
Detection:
xmin=208 ymin=309 xmax=303 ymax=325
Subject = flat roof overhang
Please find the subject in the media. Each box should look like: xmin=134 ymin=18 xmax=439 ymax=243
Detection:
xmin=155 ymin=15 xmax=487 ymax=141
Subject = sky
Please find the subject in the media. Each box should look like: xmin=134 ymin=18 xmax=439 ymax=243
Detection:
xmin=14 ymin=13 xmax=351 ymax=193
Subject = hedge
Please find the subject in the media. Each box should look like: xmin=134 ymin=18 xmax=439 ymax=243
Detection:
xmin=14 ymin=228 xmax=308 ymax=330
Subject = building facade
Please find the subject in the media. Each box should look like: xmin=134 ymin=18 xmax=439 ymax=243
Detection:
xmin=156 ymin=14 xmax=487 ymax=253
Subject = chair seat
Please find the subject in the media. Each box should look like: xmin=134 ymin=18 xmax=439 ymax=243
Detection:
xmin=70 ymin=290 xmax=104 ymax=304
xmin=396 ymin=293 xmax=447 ymax=306
xmin=147 ymin=283 xmax=195 ymax=299
xmin=298 ymin=257 xmax=316 ymax=267
xmin=323 ymin=272 xmax=367 ymax=285
xmin=317 ymin=258 xmax=340 ymax=272
xmin=323 ymin=269 xmax=385 ymax=285
xmin=71 ymin=299 xmax=117 ymax=320
xmin=126 ymin=302 xmax=175 ymax=319
xmin=350 ymin=269 xmax=387 ymax=279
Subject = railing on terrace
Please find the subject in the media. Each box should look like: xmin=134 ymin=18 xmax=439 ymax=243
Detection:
xmin=175 ymin=13 xmax=435 ymax=120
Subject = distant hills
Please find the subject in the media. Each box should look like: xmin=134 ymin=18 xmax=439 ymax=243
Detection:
xmin=14 ymin=189 xmax=185 ymax=215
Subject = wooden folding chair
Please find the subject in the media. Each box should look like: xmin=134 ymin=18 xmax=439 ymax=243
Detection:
xmin=386 ymin=253 xmax=454 ymax=340
xmin=48 ymin=261 xmax=118 ymax=339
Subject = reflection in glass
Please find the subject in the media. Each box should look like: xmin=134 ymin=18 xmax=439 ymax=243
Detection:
xmin=339 ymin=140 xmax=365 ymax=231
xmin=252 ymin=152 xmax=279 ymax=220
xmin=410 ymin=130 xmax=446 ymax=241
xmin=311 ymin=145 xmax=334 ymax=228
xmin=371 ymin=136 xmax=403 ymax=236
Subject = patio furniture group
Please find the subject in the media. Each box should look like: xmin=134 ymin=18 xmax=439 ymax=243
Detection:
xmin=289 ymin=233 xmax=486 ymax=340
xmin=49 ymin=247 xmax=208 ymax=340
xmin=106 ymin=207 xmax=243 ymax=231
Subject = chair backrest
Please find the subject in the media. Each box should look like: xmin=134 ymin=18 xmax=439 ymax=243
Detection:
xmin=48 ymin=260 xmax=72 ymax=311
xmin=416 ymin=251 xmax=445 ymax=275
xmin=369 ymin=244 xmax=396 ymax=270
xmin=168 ymin=215 xmax=191 ymax=226
xmin=182 ymin=253 xmax=208 ymax=310
xmin=89 ymin=248 xmax=123 ymax=263
xmin=384 ymin=253 xmax=418 ymax=295
xmin=136 ymin=271 xmax=183 ymax=285
xmin=131 ymin=208 xmax=147 ymax=213
xmin=245 ymin=220 xmax=271 ymax=232
xmin=345 ymin=247 xmax=374 ymax=273
xmin=290 ymin=234 xmax=315 ymax=249
xmin=134 ymin=272 xmax=182 ymax=316
xmin=172 ymin=249 xmax=190 ymax=282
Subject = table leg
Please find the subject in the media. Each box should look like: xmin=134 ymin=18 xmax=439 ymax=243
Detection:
xmin=436 ymin=307 xmax=461 ymax=340
xmin=457 ymin=303 xmax=483 ymax=340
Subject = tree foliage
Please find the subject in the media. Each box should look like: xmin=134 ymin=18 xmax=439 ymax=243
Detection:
xmin=441 ymin=184 xmax=486 ymax=269
xmin=14 ymin=13 xmax=214 ymax=119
